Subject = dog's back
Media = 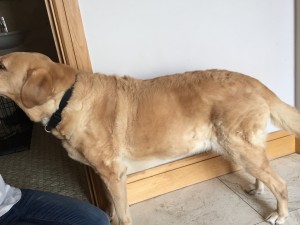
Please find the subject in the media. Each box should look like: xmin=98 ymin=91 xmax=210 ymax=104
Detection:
xmin=119 ymin=70 xmax=275 ymax=159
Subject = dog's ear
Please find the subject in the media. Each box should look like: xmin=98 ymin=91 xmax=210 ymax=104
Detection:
xmin=21 ymin=68 xmax=52 ymax=108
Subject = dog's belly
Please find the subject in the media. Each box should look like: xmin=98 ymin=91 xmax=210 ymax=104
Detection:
xmin=124 ymin=139 xmax=223 ymax=174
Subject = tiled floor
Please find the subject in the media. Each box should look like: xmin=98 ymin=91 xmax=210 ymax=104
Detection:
xmin=130 ymin=153 xmax=300 ymax=225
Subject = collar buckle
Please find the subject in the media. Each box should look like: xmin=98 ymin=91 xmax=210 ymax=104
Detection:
xmin=44 ymin=125 xmax=51 ymax=133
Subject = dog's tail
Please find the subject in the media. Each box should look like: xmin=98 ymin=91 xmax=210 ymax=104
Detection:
xmin=267 ymin=90 xmax=300 ymax=137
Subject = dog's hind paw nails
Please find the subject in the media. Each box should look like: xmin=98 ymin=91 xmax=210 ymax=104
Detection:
xmin=266 ymin=212 xmax=287 ymax=225
xmin=245 ymin=184 xmax=264 ymax=195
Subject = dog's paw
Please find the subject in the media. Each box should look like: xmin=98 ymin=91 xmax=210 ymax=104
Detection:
xmin=245 ymin=183 xmax=264 ymax=195
xmin=266 ymin=211 xmax=287 ymax=225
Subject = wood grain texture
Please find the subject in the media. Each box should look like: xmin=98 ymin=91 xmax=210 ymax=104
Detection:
xmin=85 ymin=131 xmax=295 ymax=207
xmin=127 ymin=130 xmax=292 ymax=183
xmin=295 ymin=138 xmax=300 ymax=154
xmin=45 ymin=0 xmax=99 ymax=208
xmin=45 ymin=0 xmax=92 ymax=72
xmin=127 ymin=132 xmax=295 ymax=205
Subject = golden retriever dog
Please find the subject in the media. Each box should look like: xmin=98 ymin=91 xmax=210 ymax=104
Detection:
xmin=0 ymin=52 xmax=299 ymax=225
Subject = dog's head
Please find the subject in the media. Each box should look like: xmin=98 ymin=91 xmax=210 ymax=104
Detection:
xmin=0 ymin=52 xmax=77 ymax=122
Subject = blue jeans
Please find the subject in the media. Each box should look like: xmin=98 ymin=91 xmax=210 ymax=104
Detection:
xmin=0 ymin=189 xmax=110 ymax=225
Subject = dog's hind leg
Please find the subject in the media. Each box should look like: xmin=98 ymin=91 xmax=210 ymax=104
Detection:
xmin=218 ymin=134 xmax=288 ymax=225
xmin=245 ymin=178 xmax=265 ymax=195
xmin=246 ymin=160 xmax=288 ymax=225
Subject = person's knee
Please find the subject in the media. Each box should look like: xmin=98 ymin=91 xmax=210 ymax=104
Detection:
xmin=87 ymin=207 xmax=110 ymax=225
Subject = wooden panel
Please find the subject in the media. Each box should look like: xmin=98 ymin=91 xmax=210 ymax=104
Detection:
xmin=61 ymin=0 xmax=92 ymax=72
xmin=45 ymin=0 xmax=74 ymax=64
xmin=127 ymin=130 xmax=291 ymax=183
xmin=266 ymin=130 xmax=291 ymax=141
xmin=85 ymin=167 xmax=112 ymax=211
xmin=84 ymin=131 xmax=295 ymax=207
xmin=266 ymin=135 xmax=295 ymax=159
xmin=44 ymin=0 xmax=63 ymax=62
xmin=295 ymin=138 xmax=300 ymax=154
xmin=127 ymin=152 xmax=219 ymax=183
xmin=127 ymin=133 xmax=295 ymax=205
xmin=128 ymin=156 xmax=239 ymax=204
xmin=45 ymin=0 xmax=100 ymax=208
xmin=45 ymin=0 xmax=92 ymax=72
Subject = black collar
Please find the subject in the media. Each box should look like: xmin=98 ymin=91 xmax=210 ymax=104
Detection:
xmin=45 ymin=85 xmax=74 ymax=132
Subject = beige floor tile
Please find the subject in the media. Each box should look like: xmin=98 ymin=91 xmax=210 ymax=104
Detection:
xmin=255 ymin=208 xmax=300 ymax=225
xmin=283 ymin=209 xmax=300 ymax=225
xmin=219 ymin=153 xmax=300 ymax=219
xmin=130 ymin=178 xmax=263 ymax=225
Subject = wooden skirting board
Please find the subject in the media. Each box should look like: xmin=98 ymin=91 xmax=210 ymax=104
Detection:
xmin=85 ymin=130 xmax=298 ymax=209
xmin=295 ymin=137 xmax=300 ymax=154
xmin=127 ymin=130 xmax=295 ymax=205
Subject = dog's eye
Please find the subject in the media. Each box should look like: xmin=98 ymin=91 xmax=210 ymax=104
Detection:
xmin=0 ymin=62 xmax=6 ymax=71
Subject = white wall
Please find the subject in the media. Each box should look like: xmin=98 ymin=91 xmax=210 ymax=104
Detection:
xmin=78 ymin=0 xmax=294 ymax=132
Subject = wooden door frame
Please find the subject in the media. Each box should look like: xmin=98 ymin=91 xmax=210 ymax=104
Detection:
xmin=44 ymin=0 xmax=112 ymax=210
xmin=44 ymin=0 xmax=92 ymax=72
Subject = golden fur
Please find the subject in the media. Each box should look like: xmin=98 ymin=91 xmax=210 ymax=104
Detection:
xmin=1 ymin=52 xmax=300 ymax=225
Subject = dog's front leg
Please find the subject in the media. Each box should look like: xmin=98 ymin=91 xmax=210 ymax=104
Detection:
xmin=96 ymin=159 xmax=132 ymax=225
